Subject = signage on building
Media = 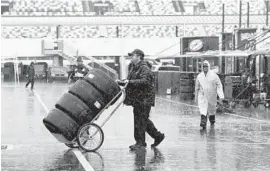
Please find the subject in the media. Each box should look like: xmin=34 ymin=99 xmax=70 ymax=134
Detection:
xmin=181 ymin=36 xmax=219 ymax=54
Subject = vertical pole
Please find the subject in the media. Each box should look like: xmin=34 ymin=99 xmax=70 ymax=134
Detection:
xmin=120 ymin=24 xmax=126 ymax=79
xmin=184 ymin=23 xmax=186 ymax=36
xmin=222 ymin=4 xmax=225 ymax=33
xmin=247 ymin=2 xmax=250 ymax=28
xmin=267 ymin=1 xmax=269 ymax=26
xmin=239 ymin=1 xmax=242 ymax=28
xmin=222 ymin=4 xmax=225 ymax=51
xmin=16 ymin=56 xmax=20 ymax=86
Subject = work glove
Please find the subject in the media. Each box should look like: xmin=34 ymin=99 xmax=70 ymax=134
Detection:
xmin=116 ymin=79 xmax=129 ymax=86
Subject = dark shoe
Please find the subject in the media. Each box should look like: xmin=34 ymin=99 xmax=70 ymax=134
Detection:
xmin=25 ymin=84 xmax=28 ymax=88
xmin=129 ymin=144 xmax=146 ymax=151
xmin=151 ymin=133 xmax=165 ymax=147
xmin=209 ymin=115 xmax=215 ymax=125
xmin=200 ymin=115 xmax=207 ymax=129
xmin=129 ymin=142 xmax=146 ymax=149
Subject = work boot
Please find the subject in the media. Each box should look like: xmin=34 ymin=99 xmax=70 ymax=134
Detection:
xmin=209 ymin=115 xmax=215 ymax=125
xmin=129 ymin=142 xmax=146 ymax=149
xmin=200 ymin=115 xmax=207 ymax=130
xmin=151 ymin=133 xmax=165 ymax=147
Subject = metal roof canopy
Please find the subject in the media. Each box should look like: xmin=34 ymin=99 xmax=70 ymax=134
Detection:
xmin=1 ymin=15 xmax=267 ymax=26
xmin=156 ymin=50 xmax=270 ymax=59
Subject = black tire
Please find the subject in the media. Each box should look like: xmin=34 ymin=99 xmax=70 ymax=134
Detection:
xmin=252 ymin=101 xmax=259 ymax=108
xmin=179 ymin=93 xmax=194 ymax=100
xmin=179 ymin=86 xmax=194 ymax=93
xmin=65 ymin=143 xmax=79 ymax=148
xmin=69 ymin=80 xmax=107 ymax=113
xmin=56 ymin=93 xmax=94 ymax=126
xmin=43 ymin=108 xmax=79 ymax=142
xmin=83 ymin=69 xmax=121 ymax=103
xmin=180 ymin=79 xmax=195 ymax=86
xmin=180 ymin=73 xmax=194 ymax=79
xmin=77 ymin=123 xmax=104 ymax=152
xmin=244 ymin=101 xmax=252 ymax=108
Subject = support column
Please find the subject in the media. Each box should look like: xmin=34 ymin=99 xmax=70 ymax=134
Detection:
xmin=53 ymin=55 xmax=63 ymax=66
xmin=120 ymin=24 xmax=127 ymax=79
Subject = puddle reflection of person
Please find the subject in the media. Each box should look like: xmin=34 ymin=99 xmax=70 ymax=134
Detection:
xmin=132 ymin=147 xmax=165 ymax=171
xmin=206 ymin=126 xmax=217 ymax=170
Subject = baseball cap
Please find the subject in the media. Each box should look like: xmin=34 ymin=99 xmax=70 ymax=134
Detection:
xmin=128 ymin=49 xmax=144 ymax=58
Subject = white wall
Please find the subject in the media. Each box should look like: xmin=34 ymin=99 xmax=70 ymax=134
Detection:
xmin=61 ymin=38 xmax=180 ymax=57
xmin=1 ymin=38 xmax=180 ymax=58
xmin=1 ymin=39 xmax=43 ymax=57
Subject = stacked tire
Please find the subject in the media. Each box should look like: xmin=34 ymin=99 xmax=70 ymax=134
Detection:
xmin=43 ymin=69 xmax=121 ymax=143
xmin=179 ymin=72 xmax=195 ymax=100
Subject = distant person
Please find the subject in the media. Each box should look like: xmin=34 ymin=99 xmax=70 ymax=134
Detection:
xmin=25 ymin=62 xmax=35 ymax=90
xmin=117 ymin=49 xmax=165 ymax=150
xmin=68 ymin=57 xmax=89 ymax=85
xmin=195 ymin=60 xmax=224 ymax=130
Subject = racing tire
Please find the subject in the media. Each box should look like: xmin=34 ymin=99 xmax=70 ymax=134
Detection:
xmin=180 ymin=79 xmax=195 ymax=86
xmin=69 ymin=80 xmax=107 ymax=113
xmin=252 ymin=100 xmax=259 ymax=108
xmin=179 ymin=92 xmax=194 ymax=100
xmin=180 ymin=73 xmax=194 ymax=79
xmin=179 ymin=86 xmax=194 ymax=93
xmin=65 ymin=143 xmax=79 ymax=148
xmin=55 ymin=93 xmax=93 ymax=126
xmin=77 ymin=123 xmax=104 ymax=152
xmin=43 ymin=108 xmax=79 ymax=142
xmin=244 ymin=101 xmax=252 ymax=108
xmin=83 ymin=69 xmax=121 ymax=104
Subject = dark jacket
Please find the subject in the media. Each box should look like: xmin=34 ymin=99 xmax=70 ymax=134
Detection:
xmin=124 ymin=60 xmax=155 ymax=107
xmin=27 ymin=65 xmax=35 ymax=79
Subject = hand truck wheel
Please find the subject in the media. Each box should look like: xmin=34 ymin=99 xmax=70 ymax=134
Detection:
xmin=77 ymin=123 xmax=104 ymax=152
xmin=65 ymin=142 xmax=79 ymax=148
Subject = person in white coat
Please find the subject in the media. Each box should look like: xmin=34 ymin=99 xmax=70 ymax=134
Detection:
xmin=195 ymin=60 xmax=224 ymax=129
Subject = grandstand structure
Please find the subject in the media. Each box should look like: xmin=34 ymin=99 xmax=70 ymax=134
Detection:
xmin=1 ymin=0 xmax=270 ymax=39
xmin=1 ymin=0 xmax=269 ymax=16
xmin=1 ymin=0 xmax=270 ymax=79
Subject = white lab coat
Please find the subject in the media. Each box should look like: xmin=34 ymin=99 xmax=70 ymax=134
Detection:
xmin=195 ymin=61 xmax=224 ymax=116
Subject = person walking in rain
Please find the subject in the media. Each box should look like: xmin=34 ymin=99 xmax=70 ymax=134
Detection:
xmin=25 ymin=62 xmax=35 ymax=90
xmin=118 ymin=49 xmax=165 ymax=150
xmin=195 ymin=60 xmax=224 ymax=129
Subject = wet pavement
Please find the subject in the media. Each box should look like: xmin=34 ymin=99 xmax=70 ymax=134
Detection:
xmin=2 ymin=82 xmax=270 ymax=171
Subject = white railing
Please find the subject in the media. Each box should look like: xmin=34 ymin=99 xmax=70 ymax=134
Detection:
xmin=61 ymin=41 xmax=119 ymax=79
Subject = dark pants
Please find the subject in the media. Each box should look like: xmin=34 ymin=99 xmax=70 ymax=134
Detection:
xmin=133 ymin=105 xmax=160 ymax=145
xmin=26 ymin=78 xmax=34 ymax=89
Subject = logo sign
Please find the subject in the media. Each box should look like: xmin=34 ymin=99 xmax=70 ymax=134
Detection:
xmin=181 ymin=36 xmax=219 ymax=54
xmin=188 ymin=39 xmax=204 ymax=52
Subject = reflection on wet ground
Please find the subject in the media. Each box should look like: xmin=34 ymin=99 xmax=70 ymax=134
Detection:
xmin=2 ymin=82 xmax=270 ymax=171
